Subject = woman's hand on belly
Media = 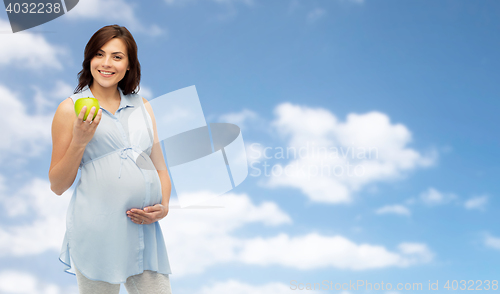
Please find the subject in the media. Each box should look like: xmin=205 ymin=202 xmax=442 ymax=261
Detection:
xmin=126 ymin=204 xmax=169 ymax=225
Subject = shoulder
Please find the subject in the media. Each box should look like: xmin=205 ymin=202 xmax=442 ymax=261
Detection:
xmin=56 ymin=98 xmax=75 ymax=117
xmin=53 ymin=89 xmax=87 ymax=122
xmin=141 ymin=96 xmax=156 ymax=119
xmin=52 ymin=98 xmax=76 ymax=129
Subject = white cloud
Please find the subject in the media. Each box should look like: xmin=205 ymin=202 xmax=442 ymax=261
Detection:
xmin=420 ymin=187 xmax=457 ymax=206
xmin=219 ymin=109 xmax=258 ymax=130
xmin=484 ymin=234 xmax=500 ymax=250
xmin=65 ymin=0 xmax=163 ymax=36
xmin=306 ymin=8 xmax=327 ymax=23
xmin=0 ymin=19 xmax=67 ymax=70
xmin=0 ymin=84 xmax=53 ymax=165
xmin=397 ymin=242 xmax=434 ymax=264
xmin=33 ymin=80 xmax=74 ymax=114
xmin=246 ymin=142 xmax=264 ymax=160
xmin=375 ymin=204 xmax=411 ymax=216
xmin=464 ymin=195 xmax=488 ymax=211
xmin=0 ymin=174 xmax=6 ymax=193
xmin=51 ymin=80 xmax=74 ymax=100
xmin=0 ymin=177 xmax=432 ymax=276
xmin=0 ymin=270 xmax=78 ymax=294
xmin=137 ymin=85 xmax=154 ymax=100
xmin=198 ymin=280 xmax=308 ymax=294
xmin=163 ymin=196 xmax=433 ymax=276
xmin=264 ymin=103 xmax=436 ymax=204
xmin=161 ymin=191 xmax=432 ymax=276
xmin=161 ymin=193 xmax=292 ymax=276
xmin=0 ymin=178 xmax=70 ymax=257
xmin=238 ymin=233 xmax=433 ymax=270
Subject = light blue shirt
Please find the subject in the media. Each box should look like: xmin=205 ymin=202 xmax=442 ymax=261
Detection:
xmin=59 ymin=87 xmax=172 ymax=284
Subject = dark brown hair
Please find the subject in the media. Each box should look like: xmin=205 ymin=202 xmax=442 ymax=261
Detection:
xmin=74 ymin=25 xmax=140 ymax=95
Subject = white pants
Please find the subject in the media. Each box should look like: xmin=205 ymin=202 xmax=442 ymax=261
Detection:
xmin=75 ymin=266 xmax=173 ymax=294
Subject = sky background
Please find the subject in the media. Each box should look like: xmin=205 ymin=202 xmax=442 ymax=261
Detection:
xmin=1 ymin=0 xmax=499 ymax=293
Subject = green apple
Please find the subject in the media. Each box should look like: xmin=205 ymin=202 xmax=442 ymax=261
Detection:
xmin=75 ymin=97 xmax=100 ymax=121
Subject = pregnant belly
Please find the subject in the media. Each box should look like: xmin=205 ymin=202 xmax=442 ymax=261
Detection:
xmin=76 ymin=156 xmax=161 ymax=216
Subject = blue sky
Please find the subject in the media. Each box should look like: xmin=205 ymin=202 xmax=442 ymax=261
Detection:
xmin=0 ymin=0 xmax=499 ymax=293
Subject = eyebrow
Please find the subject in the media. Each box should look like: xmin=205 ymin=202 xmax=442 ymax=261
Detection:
xmin=97 ymin=49 xmax=126 ymax=55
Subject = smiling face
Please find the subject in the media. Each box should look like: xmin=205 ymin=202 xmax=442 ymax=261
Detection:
xmin=90 ymin=38 xmax=130 ymax=91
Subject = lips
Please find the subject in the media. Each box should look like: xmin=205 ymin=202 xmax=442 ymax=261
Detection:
xmin=98 ymin=70 xmax=115 ymax=77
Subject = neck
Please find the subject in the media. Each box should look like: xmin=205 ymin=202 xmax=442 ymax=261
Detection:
xmin=89 ymin=83 xmax=120 ymax=102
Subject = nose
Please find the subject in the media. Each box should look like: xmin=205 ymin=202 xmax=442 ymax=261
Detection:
xmin=102 ymin=56 xmax=112 ymax=67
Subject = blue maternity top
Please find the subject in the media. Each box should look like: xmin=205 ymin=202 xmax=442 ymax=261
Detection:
xmin=59 ymin=87 xmax=172 ymax=284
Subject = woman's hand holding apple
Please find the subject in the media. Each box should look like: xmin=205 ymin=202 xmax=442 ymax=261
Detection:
xmin=72 ymin=105 xmax=103 ymax=147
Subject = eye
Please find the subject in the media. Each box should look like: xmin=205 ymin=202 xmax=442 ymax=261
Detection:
xmin=95 ymin=52 xmax=103 ymax=57
xmin=114 ymin=55 xmax=123 ymax=60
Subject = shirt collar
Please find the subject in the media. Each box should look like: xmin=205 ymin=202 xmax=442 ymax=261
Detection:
xmin=117 ymin=87 xmax=135 ymax=109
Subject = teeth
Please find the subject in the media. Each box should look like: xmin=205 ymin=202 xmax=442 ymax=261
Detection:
xmin=100 ymin=71 xmax=114 ymax=75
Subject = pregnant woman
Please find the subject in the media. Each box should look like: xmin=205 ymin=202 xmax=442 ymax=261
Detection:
xmin=48 ymin=25 xmax=173 ymax=294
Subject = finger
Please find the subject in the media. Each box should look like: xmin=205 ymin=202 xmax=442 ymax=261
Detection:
xmin=143 ymin=207 xmax=158 ymax=215
xmin=128 ymin=215 xmax=143 ymax=223
xmin=85 ymin=106 xmax=96 ymax=123
xmin=144 ymin=206 xmax=159 ymax=213
xmin=133 ymin=216 xmax=148 ymax=225
xmin=129 ymin=209 xmax=155 ymax=223
xmin=127 ymin=211 xmax=139 ymax=220
xmin=92 ymin=109 xmax=103 ymax=125
xmin=131 ymin=209 xmax=149 ymax=217
xmin=78 ymin=106 xmax=87 ymax=120
xmin=126 ymin=210 xmax=137 ymax=218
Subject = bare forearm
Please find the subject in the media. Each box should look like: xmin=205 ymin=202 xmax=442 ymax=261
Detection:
xmin=158 ymin=169 xmax=171 ymax=209
xmin=49 ymin=140 xmax=86 ymax=195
